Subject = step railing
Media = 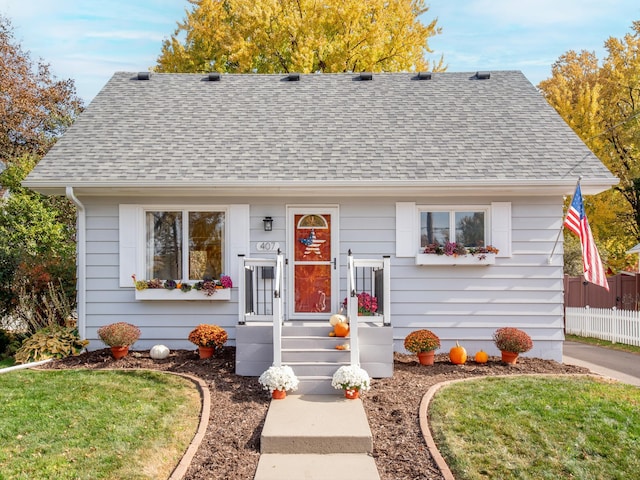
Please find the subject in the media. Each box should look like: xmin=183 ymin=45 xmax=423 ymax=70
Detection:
xmin=347 ymin=251 xmax=391 ymax=366
xmin=239 ymin=251 xmax=390 ymax=369
xmin=238 ymin=252 xmax=285 ymax=365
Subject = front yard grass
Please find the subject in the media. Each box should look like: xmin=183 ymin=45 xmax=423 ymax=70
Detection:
xmin=0 ymin=369 xmax=200 ymax=480
xmin=0 ymin=357 xmax=14 ymax=368
xmin=429 ymin=376 xmax=640 ymax=480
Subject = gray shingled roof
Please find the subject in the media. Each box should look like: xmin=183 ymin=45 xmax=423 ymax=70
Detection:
xmin=24 ymin=71 xmax=615 ymax=193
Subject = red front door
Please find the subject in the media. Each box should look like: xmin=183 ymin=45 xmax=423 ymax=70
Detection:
xmin=289 ymin=208 xmax=339 ymax=319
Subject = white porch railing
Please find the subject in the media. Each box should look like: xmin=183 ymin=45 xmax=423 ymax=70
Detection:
xmin=239 ymin=251 xmax=391 ymax=369
xmin=238 ymin=253 xmax=285 ymax=365
xmin=565 ymin=307 xmax=640 ymax=347
xmin=347 ymin=251 xmax=391 ymax=366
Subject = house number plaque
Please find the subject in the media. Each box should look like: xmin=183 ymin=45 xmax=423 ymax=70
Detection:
xmin=256 ymin=241 xmax=280 ymax=252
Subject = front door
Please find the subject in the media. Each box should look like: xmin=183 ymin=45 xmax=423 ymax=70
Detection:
xmin=287 ymin=206 xmax=339 ymax=320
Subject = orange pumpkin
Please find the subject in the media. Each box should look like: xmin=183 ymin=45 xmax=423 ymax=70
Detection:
xmin=475 ymin=350 xmax=489 ymax=364
xmin=449 ymin=341 xmax=467 ymax=364
xmin=334 ymin=322 xmax=350 ymax=337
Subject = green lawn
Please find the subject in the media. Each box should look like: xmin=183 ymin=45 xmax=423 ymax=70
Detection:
xmin=0 ymin=369 xmax=200 ymax=480
xmin=0 ymin=357 xmax=14 ymax=368
xmin=429 ymin=376 xmax=640 ymax=480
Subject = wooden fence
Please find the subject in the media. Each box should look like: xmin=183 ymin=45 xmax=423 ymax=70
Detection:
xmin=564 ymin=274 xmax=640 ymax=310
xmin=565 ymin=307 xmax=640 ymax=347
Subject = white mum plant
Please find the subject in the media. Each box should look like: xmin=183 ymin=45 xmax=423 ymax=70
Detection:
xmin=258 ymin=365 xmax=300 ymax=393
xmin=331 ymin=365 xmax=371 ymax=392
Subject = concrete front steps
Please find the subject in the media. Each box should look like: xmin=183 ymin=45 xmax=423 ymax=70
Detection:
xmin=254 ymin=394 xmax=380 ymax=480
xmin=236 ymin=322 xmax=393 ymax=395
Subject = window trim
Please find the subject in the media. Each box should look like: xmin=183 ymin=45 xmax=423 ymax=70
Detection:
xmin=142 ymin=206 xmax=229 ymax=282
xmin=395 ymin=201 xmax=511 ymax=261
xmin=418 ymin=205 xmax=491 ymax=248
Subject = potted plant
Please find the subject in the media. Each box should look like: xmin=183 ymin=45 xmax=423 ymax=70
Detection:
xmin=258 ymin=365 xmax=300 ymax=399
xmin=331 ymin=365 xmax=371 ymax=399
xmin=342 ymin=292 xmax=378 ymax=316
xmin=188 ymin=324 xmax=228 ymax=359
xmin=97 ymin=322 xmax=141 ymax=359
xmin=493 ymin=327 xmax=533 ymax=364
xmin=404 ymin=329 xmax=441 ymax=365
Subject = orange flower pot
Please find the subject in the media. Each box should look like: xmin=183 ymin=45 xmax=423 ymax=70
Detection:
xmin=345 ymin=388 xmax=360 ymax=399
xmin=198 ymin=346 xmax=215 ymax=359
xmin=272 ymin=389 xmax=286 ymax=400
xmin=417 ymin=350 xmax=435 ymax=366
xmin=110 ymin=346 xmax=129 ymax=359
xmin=501 ymin=351 xmax=519 ymax=364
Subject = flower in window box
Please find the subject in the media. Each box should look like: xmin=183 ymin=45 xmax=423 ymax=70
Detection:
xmin=220 ymin=275 xmax=233 ymax=289
xmin=423 ymin=242 xmax=498 ymax=258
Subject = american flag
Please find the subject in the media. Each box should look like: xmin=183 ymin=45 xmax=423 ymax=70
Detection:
xmin=564 ymin=184 xmax=609 ymax=291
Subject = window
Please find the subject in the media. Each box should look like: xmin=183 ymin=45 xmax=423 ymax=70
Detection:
xmin=145 ymin=210 xmax=225 ymax=281
xmin=420 ymin=209 xmax=488 ymax=248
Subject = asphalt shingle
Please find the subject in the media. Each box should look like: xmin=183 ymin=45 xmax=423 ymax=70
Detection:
xmin=25 ymin=71 xmax=615 ymax=188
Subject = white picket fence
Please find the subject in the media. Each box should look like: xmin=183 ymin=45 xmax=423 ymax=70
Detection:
xmin=565 ymin=307 xmax=640 ymax=347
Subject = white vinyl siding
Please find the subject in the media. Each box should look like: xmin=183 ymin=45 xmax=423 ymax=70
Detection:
xmin=82 ymin=195 xmax=561 ymax=361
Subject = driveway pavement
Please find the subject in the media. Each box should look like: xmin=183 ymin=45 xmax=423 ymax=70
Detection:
xmin=563 ymin=341 xmax=640 ymax=387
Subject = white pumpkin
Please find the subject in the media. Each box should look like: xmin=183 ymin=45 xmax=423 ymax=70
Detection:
xmin=329 ymin=314 xmax=347 ymax=326
xmin=150 ymin=344 xmax=170 ymax=360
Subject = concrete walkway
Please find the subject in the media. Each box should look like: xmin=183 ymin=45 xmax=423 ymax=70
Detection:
xmin=254 ymin=394 xmax=380 ymax=480
xmin=563 ymin=341 xmax=640 ymax=387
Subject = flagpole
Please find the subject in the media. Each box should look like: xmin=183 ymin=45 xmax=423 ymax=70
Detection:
xmin=547 ymin=176 xmax=583 ymax=264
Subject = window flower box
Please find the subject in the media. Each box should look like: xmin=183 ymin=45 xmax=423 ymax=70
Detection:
xmin=134 ymin=288 xmax=231 ymax=301
xmin=132 ymin=275 xmax=232 ymax=301
xmin=416 ymin=243 xmax=498 ymax=266
xmin=415 ymin=253 xmax=496 ymax=266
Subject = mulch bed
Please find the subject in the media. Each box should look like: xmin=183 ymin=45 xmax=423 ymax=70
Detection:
xmin=39 ymin=348 xmax=590 ymax=480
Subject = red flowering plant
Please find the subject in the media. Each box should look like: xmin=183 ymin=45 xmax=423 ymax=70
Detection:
xmin=97 ymin=322 xmax=141 ymax=347
xmin=188 ymin=324 xmax=228 ymax=349
xmin=342 ymin=292 xmax=378 ymax=316
xmin=423 ymin=242 xmax=499 ymax=259
xmin=404 ymin=329 xmax=441 ymax=353
xmin=492 ymin=327 xmax=533 ymax=353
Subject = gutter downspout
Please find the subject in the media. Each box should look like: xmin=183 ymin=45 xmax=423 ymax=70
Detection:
xmin=65 ymin=187 xmax=86 ymax=342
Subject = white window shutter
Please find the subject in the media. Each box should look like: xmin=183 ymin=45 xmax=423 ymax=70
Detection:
xmin=119 ymin=205 xmax=142 ymax=287
xmin=228 ymin=205 xmax=250 ymax=282
xmin=396 ymin=202 xmax=417 ymax=257
xmin=491 ymin=202 xmax=512 ymax=258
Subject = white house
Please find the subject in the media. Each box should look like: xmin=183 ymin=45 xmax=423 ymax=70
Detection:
xmin=24 ymin=71 xmax=615 ymax=390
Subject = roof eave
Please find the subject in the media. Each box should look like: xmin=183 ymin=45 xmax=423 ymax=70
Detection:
xmin=22 ymin=178 xmax=618 ymax=198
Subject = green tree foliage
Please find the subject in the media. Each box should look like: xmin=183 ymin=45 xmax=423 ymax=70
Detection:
xmin=0 ymin=15 xmax=82 ymax=319
xmin=156 ymin=0 xmax=444 ymax=74
xmin=0 ymin=158 xmax=77 ymax=318
xmin=539 ymin=21 xmax=640 ymax=272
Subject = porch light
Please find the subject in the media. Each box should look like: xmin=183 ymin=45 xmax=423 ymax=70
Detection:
xmin=263 ymin=216 xmax=273 ymax=232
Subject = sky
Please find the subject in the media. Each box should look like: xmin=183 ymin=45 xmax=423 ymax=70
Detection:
xmin=0 ymin=0 xmax=639 ymax=104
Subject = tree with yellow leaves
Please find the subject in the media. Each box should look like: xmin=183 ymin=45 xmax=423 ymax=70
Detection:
xmin=539 ymin=21 xmax=640 ymax=272
xmin=156 ymin=0 xmax=444 ymax=74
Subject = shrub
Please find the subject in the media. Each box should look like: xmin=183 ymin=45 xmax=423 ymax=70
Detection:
xmin=188 ymin=324 xmax=228 ymax=348
xmin=493 ymin=327 xmax=533 ymax=353
xmin=97 ymin=322 xmax=141 ymax=347
xmin=404 ymin=329 xmax=441 ymax=353
xmin=14 ymin=326 xmax=88 ymax=364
